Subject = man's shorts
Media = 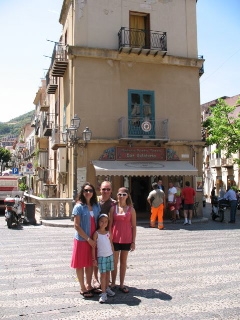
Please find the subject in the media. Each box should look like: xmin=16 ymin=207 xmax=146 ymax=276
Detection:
xmin=97 ymin=254 xmax=114 ymax=273
xmin=183 ymin=203 xmax=194 ymax=210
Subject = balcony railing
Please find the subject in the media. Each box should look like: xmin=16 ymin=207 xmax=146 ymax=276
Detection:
xmin=210 ymin=158 xmax=222 ymax=167
xmin=198 ymin=55 xmax=204 ymax=77
xmin=222 ymin=158 xmax=233 ymax=167
xmin=46 ymin=71 xmax=58 ymax=94
xmin=118 ymin=117 xmax=169 ymax=140
xmin=51 ymin=127 xmax=66 ymax=150
xmin=118 ymin=27 xmax=167 ymax=56
xmin=50 ymin=43 xmax=68 ymax=77
xmin=43 ymin=116 xmax=53 ymax=137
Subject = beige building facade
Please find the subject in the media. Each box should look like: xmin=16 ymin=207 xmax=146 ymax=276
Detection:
xmin=35 ymin=0 xmax=204 ymax=218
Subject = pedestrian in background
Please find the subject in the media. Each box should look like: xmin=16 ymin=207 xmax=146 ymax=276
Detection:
xmin=174 ymin=182 xmax=182 ymax=220
xmin=109 ymin=187 xmax=136 ymax=293
xmin=92 ymin=214 xmax=115 ymax=303
xmin=211 ymin=187 xmax=216 ymax=212
xmin=181 ymin=181 xmax=196 ymax=225
xmin=167 ymin=181 xmax=177 ymax=222
xmin=147 ymin=182 xmax=165 ymax=229
xmin=157 ymin=178 xmax=165 ymax=192
xmin=71 ymin=182 xmax=100 ymax=298
xmin=223 ymin=187 xmax=237 ymax=223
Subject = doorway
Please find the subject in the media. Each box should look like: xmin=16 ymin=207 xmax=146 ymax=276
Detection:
xmin=130 ymin=176 xmax=151 ymax=217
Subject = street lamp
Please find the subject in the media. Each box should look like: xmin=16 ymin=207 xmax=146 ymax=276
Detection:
xmin=62 ymin=114 xmax=92 ymax=207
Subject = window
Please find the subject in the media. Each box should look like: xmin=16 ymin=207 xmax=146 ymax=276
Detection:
xmin=128 ymin=90 xmax=155 ymax=138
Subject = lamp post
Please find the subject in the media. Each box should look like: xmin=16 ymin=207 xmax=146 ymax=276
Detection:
xmin=62 ymin=114 xmax=92 ymax=207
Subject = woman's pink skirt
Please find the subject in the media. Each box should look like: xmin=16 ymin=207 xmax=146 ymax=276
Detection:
xmin=71 ymin=239 xmax=93 ymax=268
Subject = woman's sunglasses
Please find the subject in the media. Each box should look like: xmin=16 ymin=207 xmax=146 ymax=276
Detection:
xmin=83 ymin=189 xmax=93 ymax=193
xmin=117 ymin=193 xmax=127 ymax=197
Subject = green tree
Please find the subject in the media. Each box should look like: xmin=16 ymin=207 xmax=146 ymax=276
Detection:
xmin=203 ymin=97 xmax=240 ymax=164
xmin=0 ymin=147 xmax=11 ymax=164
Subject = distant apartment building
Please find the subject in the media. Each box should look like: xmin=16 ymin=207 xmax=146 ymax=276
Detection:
xmin=201 ymin=94 xmax=240 ymax=198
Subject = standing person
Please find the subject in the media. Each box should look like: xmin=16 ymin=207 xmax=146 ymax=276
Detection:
xmin=223 ymin=187 xmax=237 ymax=223
xmin=92 ymin=181 xmax=116 ymax=291
xmin=109 ymin=187 xmax=136 ymax=293
xmin=147 ymin=182 xmax=165 ymax=230
xmin=71 ymin=182 xmax=100 ymax=298
xmin=175 ymin=182 xmax=182 ymax=220
xmin=167 ymin=182 xmax=177 ymax=222
xmin=211 ymin=187 xmax=216 ymax=212
xmin=92 ymin=214 xmax=115 ymax=303
xmin=181 ymin=181 xmax=196 ymax=225
xmin=98 ymin=181 xmax=116 ymax=215
xmin=157 ymin=179 xmax=165 ymax=192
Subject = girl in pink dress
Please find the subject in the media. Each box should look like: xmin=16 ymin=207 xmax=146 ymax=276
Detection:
xmin=71 ymin=182 xmax=100 ymax=298
xmin=109 ymin=187 xmax=136 ymax=293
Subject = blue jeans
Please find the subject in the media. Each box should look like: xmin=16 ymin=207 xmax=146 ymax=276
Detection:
xmin=229 ymin=200 xmax=237 ymax=222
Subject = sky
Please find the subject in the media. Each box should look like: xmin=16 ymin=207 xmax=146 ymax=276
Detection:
xmin=0 ymin=0 xmax=239 ymax=123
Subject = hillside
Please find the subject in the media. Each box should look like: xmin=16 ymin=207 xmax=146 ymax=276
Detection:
xmin=0 ymin=110 xmax=35 ymax=138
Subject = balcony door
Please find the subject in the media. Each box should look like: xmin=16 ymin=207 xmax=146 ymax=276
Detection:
xmin=128 ymin=90 xmax=155 ymax=138
xmin=129 ymin=12 xmax=150 ymax=48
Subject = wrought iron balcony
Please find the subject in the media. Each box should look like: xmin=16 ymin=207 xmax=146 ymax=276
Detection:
xmin=222 ymin=158 xmax=233 ymax=167
xmin=46 ymin=70 xmax=58 ymax=94
xmin=50 ymin=43 xmax=68 ymax=77
xmin=198 ymin=55 xmax=204 ymax=77
xmin=118 ymin=27 xmax=167 ymax=56
xmin=43 ymin=116 xmax=53 ymax=137
xmin=51 ymin=127 xmax=66 ymax=150
xmin=118 ymin=117 xmax=169 ymax=141
xmin=210 ymin=158 xmax=222 ymax=167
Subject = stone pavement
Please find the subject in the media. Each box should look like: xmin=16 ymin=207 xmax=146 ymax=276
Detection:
xmin=0 ymin=204 xmax=240 ymax=320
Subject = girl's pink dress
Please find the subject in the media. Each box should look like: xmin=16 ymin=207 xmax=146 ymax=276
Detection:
xmin=71 ymin=215 xmax=96 ymax=268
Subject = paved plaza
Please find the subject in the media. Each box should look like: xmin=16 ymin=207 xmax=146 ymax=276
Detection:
xmin=0 ymin=205 xmax=240 ymax=320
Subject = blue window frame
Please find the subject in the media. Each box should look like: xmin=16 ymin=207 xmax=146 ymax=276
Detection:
xmin=128 ymin=89 xmax=155 ymax=138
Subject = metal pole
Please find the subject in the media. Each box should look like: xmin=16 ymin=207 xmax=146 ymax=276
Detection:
xmin=71 ymin=142 xmax=78 ymax=220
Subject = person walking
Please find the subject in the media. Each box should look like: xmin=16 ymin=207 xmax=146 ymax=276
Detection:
xmin=71 ymin=182 xmax=100 ymax=298
xmin=92 ymin=214 xmax=115 ymax=303
xmin=109 ymin=187 xmax=136 ymax=293
xmin=181 ymin=181 xmax=196 ymax=225
xmin=147 ymin=182 xmax=165 ymax=229
xmin=223 ymin=187 xmax=238 ymax=223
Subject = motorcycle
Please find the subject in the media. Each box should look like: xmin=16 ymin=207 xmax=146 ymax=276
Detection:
xmin=4 ymin=195 xmax=28 ymax=228
xmin=211 ymin=196 xmax=230 ymax=222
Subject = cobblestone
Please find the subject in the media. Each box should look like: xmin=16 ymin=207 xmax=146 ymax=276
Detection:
xmin=0 ymin=204 xmax=240 ymax=319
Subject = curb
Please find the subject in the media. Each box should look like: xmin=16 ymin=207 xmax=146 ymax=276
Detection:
xmin=41 ymin=217 xmax=209 ymax=228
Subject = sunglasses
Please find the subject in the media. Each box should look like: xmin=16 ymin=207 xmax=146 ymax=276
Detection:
xmin=101 ymin=188 xmax=111 ymax=191
xmin=117 ymin=193 xmax=127 ymax=197
xmin=83 ymin=189 xmax=93 ymax=193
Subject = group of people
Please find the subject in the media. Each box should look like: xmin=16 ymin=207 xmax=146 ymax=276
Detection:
xmin=147 ymin=179 xmax=196 ymax=229
xmin=211 ymin=185 xmax=238 ymax=223
xmin=71 ymin=181 xmax=136 ymax=304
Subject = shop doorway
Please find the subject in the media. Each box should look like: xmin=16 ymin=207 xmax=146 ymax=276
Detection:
xmin=130 ymin=177 xmax=151 ymax=217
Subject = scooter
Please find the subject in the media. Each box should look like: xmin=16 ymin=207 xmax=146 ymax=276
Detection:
xmin=211 ymin=197 xmax=230 ymax=222
xmin=4 ymin=195 xmax=27 ymax=228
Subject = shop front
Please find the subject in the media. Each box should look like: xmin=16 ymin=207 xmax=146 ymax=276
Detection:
xmin=91 ymin=146 xmax=198 ymax=219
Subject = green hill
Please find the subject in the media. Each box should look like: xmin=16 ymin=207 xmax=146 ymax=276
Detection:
xmin=0 ymin=110 xmax=35 ymax=138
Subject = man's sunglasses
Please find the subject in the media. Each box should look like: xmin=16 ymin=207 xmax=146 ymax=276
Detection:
xmin=117 ymin=193 xmax=127 ymax=197
xmin=101 ymin=188 xmax=111 ymax=191
xmin=83 ymin=189 xmax=93 ymax=193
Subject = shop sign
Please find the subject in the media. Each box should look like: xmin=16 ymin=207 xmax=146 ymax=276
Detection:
xmin=116 ymin=147 xmax=166 ymax=161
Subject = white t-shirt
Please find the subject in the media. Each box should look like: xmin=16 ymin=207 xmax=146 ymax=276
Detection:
xmin=168 ymin=187 xmax=177 ymax=202
xmin=96 ymin=231 xmax=113 ymax=258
